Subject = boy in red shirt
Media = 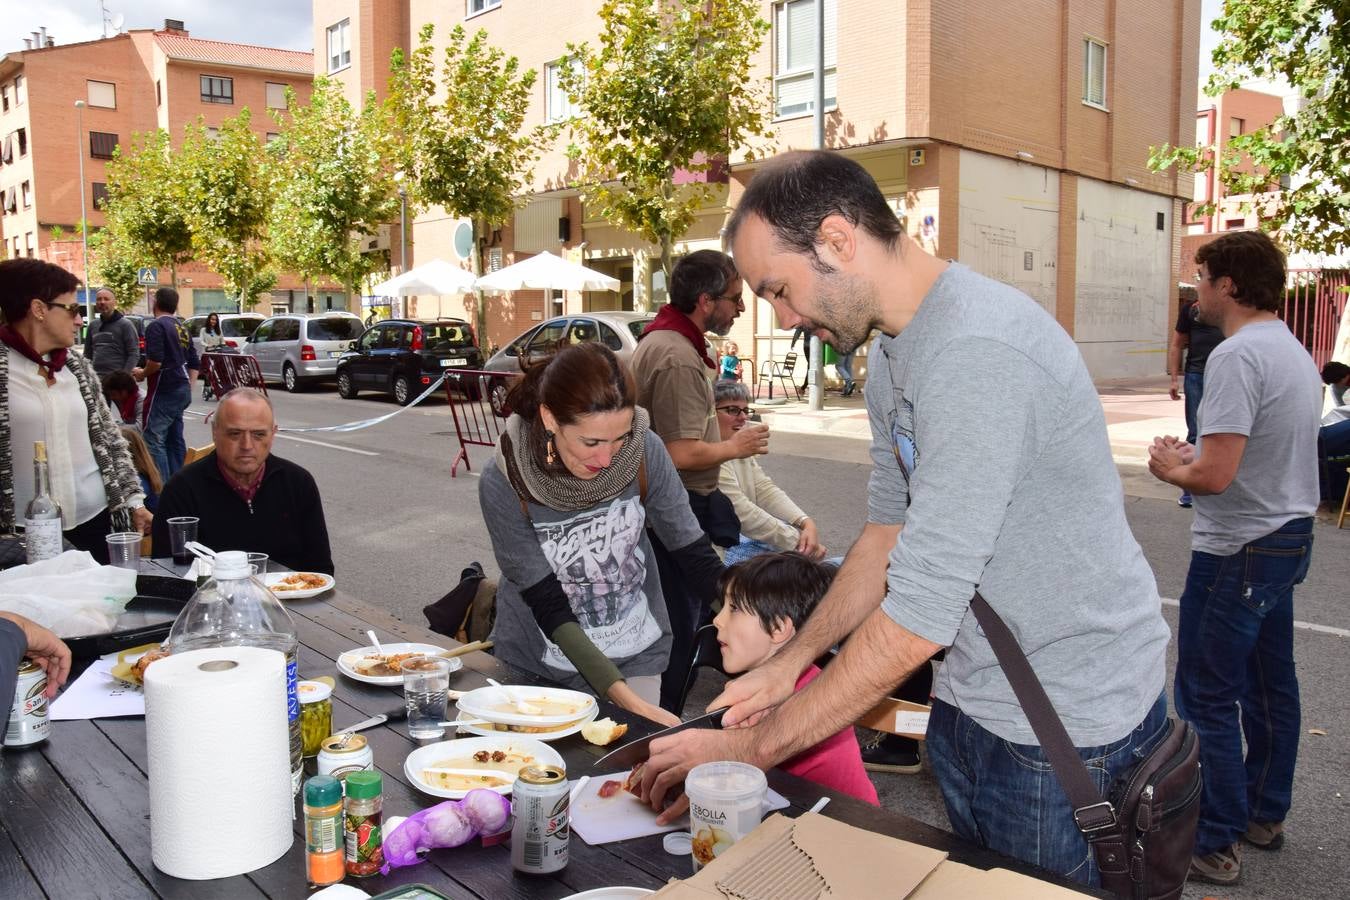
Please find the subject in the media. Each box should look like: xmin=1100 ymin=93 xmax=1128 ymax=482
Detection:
xmin=713 ymin=552 xmax=879 ymax=805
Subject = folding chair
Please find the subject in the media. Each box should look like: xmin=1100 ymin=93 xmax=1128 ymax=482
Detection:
xmin=1340 ymin=463 xmax=1350 ymax=529
xmin=673 ymin=623 xmax=725 ymax=717
xmin=755 ymin=352 xmax=802 ymax=401
xmin=183 ymin=443 xmax=215 ymax=466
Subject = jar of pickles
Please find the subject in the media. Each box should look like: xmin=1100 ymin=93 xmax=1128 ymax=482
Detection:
xmin=298 ymin=680 xmax=333 ymax=757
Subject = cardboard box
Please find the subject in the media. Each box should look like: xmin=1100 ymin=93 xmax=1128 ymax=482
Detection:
xmin=653 ymin=812 xmax=1090 ymax=899
xmin=856 ymin=696 xmax=931 ymax=741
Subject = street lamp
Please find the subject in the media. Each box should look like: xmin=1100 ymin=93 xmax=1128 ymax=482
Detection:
xmin=394 ymin=171 xmax=408 ymax=320
xmin=74 ymin=99 xmax=92 ymax=323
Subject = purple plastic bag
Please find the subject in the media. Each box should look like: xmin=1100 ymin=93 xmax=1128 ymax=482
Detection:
xmin=381 ymin=790 xmax=513 ymax=873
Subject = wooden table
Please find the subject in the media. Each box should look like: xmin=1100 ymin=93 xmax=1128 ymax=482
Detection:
xmin=0 ymin=569 xmax=1095 ymax=898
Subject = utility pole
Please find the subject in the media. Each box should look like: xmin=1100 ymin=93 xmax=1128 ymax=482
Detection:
xmin=75 ymin=99 xmax=92 ymax=324
xmin=807 ymin=0 xmax=826 ymax=411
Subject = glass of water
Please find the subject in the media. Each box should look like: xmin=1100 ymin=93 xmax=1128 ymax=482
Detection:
xmin=402 ymin=656 xmax=452 ymax=740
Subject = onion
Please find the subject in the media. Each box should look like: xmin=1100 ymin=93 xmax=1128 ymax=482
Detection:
xmin=460 ymin=788 xmax=512 ymax=834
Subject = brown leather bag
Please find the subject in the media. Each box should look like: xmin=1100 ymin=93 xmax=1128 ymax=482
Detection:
xmin=971 ymin=592 xmax=1201 ymax=900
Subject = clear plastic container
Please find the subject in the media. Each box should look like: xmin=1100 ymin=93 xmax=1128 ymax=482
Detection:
xmin=685 ymin=761 xmax=766 ymax=872
xmin=166 ymin=550 xmax=302 ymax=793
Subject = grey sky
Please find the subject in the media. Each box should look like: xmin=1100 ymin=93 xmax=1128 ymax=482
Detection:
xmin=2 ymin=0 xmax=313 ymax=54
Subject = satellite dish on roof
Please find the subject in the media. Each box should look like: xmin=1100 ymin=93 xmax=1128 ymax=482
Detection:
xmin=112 ymin=13 xmax=125 ymax=32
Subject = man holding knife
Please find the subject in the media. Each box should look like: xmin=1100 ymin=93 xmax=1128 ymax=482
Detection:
xmin=638 ymin=151 xmax=1170 ymax=889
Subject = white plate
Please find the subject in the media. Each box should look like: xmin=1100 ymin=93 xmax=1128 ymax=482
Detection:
xmin=336 ymin=643 xmax=457 ymax=685
xmin=404 ymin=736 xmax=563 ymax=799
xmin=263 ymin=571 xmax=336 ymax=599
xmin=453 ymin=704 xmax=598 ymax=742
xmin=560 ymin=890 xmax=654 ymax=899
xmin=456 ymin=684 xmax=598 ymax=727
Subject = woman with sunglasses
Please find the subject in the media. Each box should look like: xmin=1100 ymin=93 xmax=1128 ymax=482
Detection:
xmin=0 ymin=259 xmax=149 ymax=563
xmin=714 ymin=379 xmax=825 ymax=563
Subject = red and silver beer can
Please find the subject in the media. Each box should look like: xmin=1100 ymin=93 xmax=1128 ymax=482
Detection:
xmin=4 ymin=660 xmax=50 ymax=748
xmin=511 ymin=764 xmax=569 ymax=874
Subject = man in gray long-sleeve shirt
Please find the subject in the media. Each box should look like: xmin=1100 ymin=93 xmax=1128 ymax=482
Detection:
xmin=638 ymin=151 xmax=1170 ymax=889
xmin=84 ymin=288 xmax=139 ymax=376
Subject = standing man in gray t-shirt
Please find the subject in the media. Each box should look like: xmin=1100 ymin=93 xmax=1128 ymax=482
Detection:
xmin=1149 ymin=230 xmax=1320 ymax=888
xmin=637 ymin=151 xmax=1170 ymax=890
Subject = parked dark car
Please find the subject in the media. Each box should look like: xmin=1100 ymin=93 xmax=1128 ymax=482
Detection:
xmin=335 ymin=318 xmax=482 ymax=405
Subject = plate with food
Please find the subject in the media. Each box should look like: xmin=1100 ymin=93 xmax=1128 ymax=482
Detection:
xmin=455 ymin=684 xmax=598 ymax=728
xmin=108 ymin=642 xmax=172 ymax=686
xmin=452 ymin=703 xmax=599 ymax=742
xmin=404 ymin=736 xmax=564 ymax=799
xmin=337 ymin=643 xmax=457 ymax=685
xmin=264 ymin=571 xmax=336 ymax=599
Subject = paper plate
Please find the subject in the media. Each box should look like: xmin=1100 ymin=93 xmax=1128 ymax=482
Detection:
xmin=263 ymin=571 xmax=335 ymax=599
xmin=456 ymin=684 xmax=597 ymax=727
xmin=404 ymin=736 xmax=563 ymax=799
xmin=453 ymin=703 xmax=598 ymax=742
xmin=336 ymin=643 xmax=457 ymax=685
xmin=560 ymin=890 xmax=655 ymax=899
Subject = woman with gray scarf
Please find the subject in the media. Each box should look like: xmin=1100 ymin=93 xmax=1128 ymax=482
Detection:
xmin=479 ymin=343 xmax=722 ymax=725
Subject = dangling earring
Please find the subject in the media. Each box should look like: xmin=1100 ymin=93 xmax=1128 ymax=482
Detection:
xmin=546 ymin=431 xmax=557 ymax=466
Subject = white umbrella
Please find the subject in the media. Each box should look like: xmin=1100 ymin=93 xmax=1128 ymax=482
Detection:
xmin=370 ymin=259 xmax=477 ymax=296
xmin=474 ymin=251 xmax=620 ymax=293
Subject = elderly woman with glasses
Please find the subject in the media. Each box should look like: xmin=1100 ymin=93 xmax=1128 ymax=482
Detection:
xmin=0 ymin=259 xmax=149 ymax=563
xmin=714 ymin=379 xmax=825 ymax=563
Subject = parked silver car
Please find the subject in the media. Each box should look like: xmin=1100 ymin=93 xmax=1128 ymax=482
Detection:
xmin=482 ymin=311 xmax=654 ymax=414
xmin=242 ymin=312 xmax=365 ymax=391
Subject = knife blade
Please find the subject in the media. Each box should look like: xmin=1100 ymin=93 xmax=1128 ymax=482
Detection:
xmin=592 ymin=707 xmax=727 ymax=772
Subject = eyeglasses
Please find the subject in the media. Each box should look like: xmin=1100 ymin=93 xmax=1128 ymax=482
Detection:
xmin=715 ymin=291 xmax=745 ymax=306
xmin=716 ymin=405 xmax=753 ymax=417
xmin=44 ymin=300 xmax=83 ymax=314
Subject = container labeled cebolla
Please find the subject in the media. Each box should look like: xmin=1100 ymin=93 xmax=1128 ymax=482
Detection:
xmin=685 ymin=761 xmax=767 ymax=872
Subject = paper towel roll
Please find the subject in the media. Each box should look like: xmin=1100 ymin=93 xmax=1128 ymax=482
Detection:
xmin=146 ymin=646 xmax=294 ymax=879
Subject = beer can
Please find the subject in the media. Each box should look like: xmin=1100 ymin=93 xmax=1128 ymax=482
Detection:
xmin=511 ymin=764 xmax=569 ymax=874
xmin=317 ymin=733 xmax=374 ymax=788
xmin=4 ymin=661 xmax=50 ymax=748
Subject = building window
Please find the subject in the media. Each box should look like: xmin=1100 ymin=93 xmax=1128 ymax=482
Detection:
xmin=266 ymin=82 xmax=289 ymax=110
xmin=1 ymin=85 xmax=8 ymax=112
xmin=87 ymin=79 xmax=117 ymax=109
xmin=1229 ymin=117 xmax=1243 ymax=138
xmin=14 ymin=75 xmax=24 ymax=106
xmin=266 ymin=132 xmax=282 ymax=144
xmin=544 ymin=59 xmax=580 ymax=124
xmin=25 ymin=232 xmax=34 ymax=257
xmin=16 ymin=127 xmax=26 ymax=157
xmin=90 ymin=131 xmax=119 ymax=160
xmin=773 ymin=0 xmax=837 ymax=119
xmin=156 ymin=79 xmax=162 ymax=107
xmin=1224 ymin=217 xmax=1245 ymax=230
xmin=21 ymin=180 xmax=31 ymax=209
xmin=204 ymin=127 xmax=220 ymax=140
xmin=467 ymin=0 xmax=502 ymax=15
xmin=200 ymin=75 xmax=234 ymax=104
xmin=92 ymin=182 xmax=110 ymax=210
xmin=1082 ymin=39 xmax=1107 ymax=109
xmin=327 ymin=19 xmax=351 ymax=73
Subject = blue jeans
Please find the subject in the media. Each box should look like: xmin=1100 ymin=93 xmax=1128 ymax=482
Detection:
xmin=723 ymin=537 xmax=778 ymax=564
xmin=926 ymin=692 xmax=1169 ymax=887
xmin=144 ymin=380 xmax=191 ymax=481
xmin=835 ymin=351 xmax=855 ymax=389
xmin=1175 ymin=517 xmax=1312 ymax=855
xmin=1183 ymin=371 xmax=1205 ymax=445
xmin=1320 ymin=418 xmax=1350 ymax=502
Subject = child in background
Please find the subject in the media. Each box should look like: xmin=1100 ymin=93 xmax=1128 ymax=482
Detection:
xmin=120 ymin=426 xmax=163 ymax=513
xmin=719 ymin=341 xmax=741 ymax=381
xmin=713 ymin=552 xmax=879 ymax=804
xmin=102 ymin=370 xmax=144 ymax=429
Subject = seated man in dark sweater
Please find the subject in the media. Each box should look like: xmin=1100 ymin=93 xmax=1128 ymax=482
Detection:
xmin=152 ymin=388 xmax=334 ymax=574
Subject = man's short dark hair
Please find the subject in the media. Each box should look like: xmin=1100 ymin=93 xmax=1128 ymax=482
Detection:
xmin=669 ymin=249 xmax=738 ymax=314
xmin=154 ymin=286 xmax=180 ymax=313
xmin=726 ymin=150 xmax=903 ymax=273
xmin=1323 ymin=361 xmax=1350 ymax=385
xmin=718 ymin=551 xmax=837 ymax=634
xmin=1193 ymin=231 xmax=1286 ymax=313
xmin=0 ymin=258 xmax=81 ymax=324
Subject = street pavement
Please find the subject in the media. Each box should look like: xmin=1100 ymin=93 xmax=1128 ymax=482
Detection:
xmin=179 ymin=379 xmax=1348 ymax=900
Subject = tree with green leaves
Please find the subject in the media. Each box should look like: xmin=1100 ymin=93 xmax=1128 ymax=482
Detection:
xmin=178 ymin=112 xmax=276 ymax=309
xmin=560 ymin=0 xmax=773 ymax=284
xmin=269 ymin=80 xmax=402 ymax=304
xmin=88 ymin=227 xmax=142 ymax=309
xmin=387 ymin=24 xmax=544 ymax=338
xmin=103 ymin=129 xmax=193 ymax=285
xmin=1150 ymin=1 xmax=1350 ymax=255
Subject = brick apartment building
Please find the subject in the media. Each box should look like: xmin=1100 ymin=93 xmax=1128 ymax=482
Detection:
xmin=314 ymin=0 xmax=1200 ymax=379
xmin=0 ymin=21 xmax=348 ymax=316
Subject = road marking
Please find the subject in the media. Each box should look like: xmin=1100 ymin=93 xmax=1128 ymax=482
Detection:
xmin=275 ymin=434 xmax=379 ymax=457
xmin=1161 ymin=597 xmax=1349 ymax=638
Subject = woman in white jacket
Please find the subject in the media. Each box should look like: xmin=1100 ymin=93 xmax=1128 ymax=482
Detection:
xmin=715 ymin=379 xmax=826 ymax=563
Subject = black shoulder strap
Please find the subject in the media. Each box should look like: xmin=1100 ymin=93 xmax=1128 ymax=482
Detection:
xmin=968 ymin=591 xmax=1117 ymax=836
xmin=638 ymin=458 xmax=648 ymax=505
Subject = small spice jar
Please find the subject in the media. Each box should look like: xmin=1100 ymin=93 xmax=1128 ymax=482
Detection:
xmin=343 ymin=770 xmax=384 ymax=878
xmin=303 ymin=774 xmax=345 ymax=888
xmin=297 ymin=680 xmax=333 ymax=757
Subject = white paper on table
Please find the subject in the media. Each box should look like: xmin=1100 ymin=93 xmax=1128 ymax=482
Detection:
xmin=49 ymin=653 xmax=146 ymax=720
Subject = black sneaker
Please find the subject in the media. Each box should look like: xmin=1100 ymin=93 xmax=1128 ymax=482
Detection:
xmin=861 ymin=734 xmax=922 ymax=774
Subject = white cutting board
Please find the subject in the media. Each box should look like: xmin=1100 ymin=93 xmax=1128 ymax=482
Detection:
xmin=569 ymin=770 xmax=789 ymax=846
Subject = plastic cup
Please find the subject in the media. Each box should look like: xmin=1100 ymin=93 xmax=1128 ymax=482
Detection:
xmin=685 ymin=761 xmax=767 ymax=872
xmin=247 ymin=552 xmax=269 ymax=575
xmin=402 ymin=657 xmax=452 ymax=740
xmin=105 ymin=531 xmax=143 ymax=570
xmin=167 ymin=516 xmax=199 ymax=566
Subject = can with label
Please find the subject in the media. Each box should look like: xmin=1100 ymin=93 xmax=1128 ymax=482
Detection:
xmin=317 ymin=733 xmax=373 ymax=788
xmin=4 ymin=661 xmax=50 ymax=748
xmin=511 ymin=764 xmax=569 ymax=874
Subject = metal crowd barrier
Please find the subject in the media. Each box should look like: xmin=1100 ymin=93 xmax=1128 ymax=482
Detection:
xmin=444 ymin=369 xmax=519 ymax=477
